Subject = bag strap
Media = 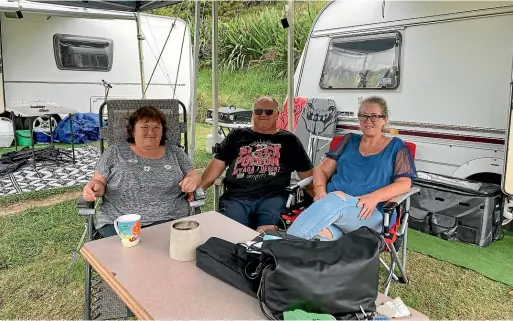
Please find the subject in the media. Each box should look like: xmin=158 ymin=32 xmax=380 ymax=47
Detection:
xmin=257 ymin=265 xmax=279 ymax=320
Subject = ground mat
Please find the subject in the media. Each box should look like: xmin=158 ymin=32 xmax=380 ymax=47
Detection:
xmin=0 ymin=146 xmax=98 ymax=196
xmin=407 ymin=228 xmax=513 ymax=286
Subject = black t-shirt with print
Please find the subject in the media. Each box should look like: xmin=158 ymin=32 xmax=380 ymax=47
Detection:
xmin=214 ymin=128 xmax=313 ymax=199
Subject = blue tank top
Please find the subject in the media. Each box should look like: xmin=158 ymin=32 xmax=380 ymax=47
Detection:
xmin=325 ymin=133 xmax=416 ymax=212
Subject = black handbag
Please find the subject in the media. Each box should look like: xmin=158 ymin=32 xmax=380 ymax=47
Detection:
xmin=255 ymin=227 xmax=384 ymax=320
xmin=195 ymin=237 xmax=262 ymax=298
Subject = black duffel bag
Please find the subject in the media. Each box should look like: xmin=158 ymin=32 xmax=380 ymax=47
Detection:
xmin=256 ymin=226 xmax=384 ymax=320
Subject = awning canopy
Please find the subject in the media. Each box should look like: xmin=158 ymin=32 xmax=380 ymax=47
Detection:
xmin=30 ymin=0 xmax=182 ymax=12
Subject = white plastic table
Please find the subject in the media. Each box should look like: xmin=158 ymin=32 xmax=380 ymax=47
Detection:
xmin=7 ymin=103 xmax=76 ymax=167
xmin=205 ymin=117 xmax=252 ymax=137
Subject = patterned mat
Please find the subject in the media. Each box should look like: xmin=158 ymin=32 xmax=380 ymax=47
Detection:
xmin=0 ymin=146 xmax=99 ymax=196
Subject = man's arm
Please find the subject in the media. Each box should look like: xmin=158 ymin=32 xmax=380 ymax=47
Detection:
xmin=200 ymin=159 xmax=227 ymax=190
xmin=200 ymin=129 xmax=237 ymax=190
xmin=297 ymin=169 xmax=314 ymax=197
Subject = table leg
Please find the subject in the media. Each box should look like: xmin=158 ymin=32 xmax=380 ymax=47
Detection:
xmin=11 ymin=111 xmax=17 ymax=151
xmin=48 ymin=114 xmax=59 ymax=167
xmin=49 ymin=114 xmax=54 ymax=147
xmin=70 ymin=113 xmax=75 ymax=163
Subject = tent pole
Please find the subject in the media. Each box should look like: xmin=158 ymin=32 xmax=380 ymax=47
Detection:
xmin=212 ymin=0 xmax=218 ymax=144
xmin=287 ymin=0 xmax=295 ymax=132
xmin=136 ymin=11 xmax=146 ymax=98
xmin=189 ymin=0 xmax=201 ymax=160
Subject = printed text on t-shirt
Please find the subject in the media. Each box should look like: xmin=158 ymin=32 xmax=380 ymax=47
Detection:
xmin=232 ymin=141 xmax=281 ymax=179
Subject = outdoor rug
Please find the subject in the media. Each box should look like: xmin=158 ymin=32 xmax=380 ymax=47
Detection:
xmin=408 ymin=228 xmax=513 ymax=286
xmin=0 ymin=146 xmax=99 ymax=196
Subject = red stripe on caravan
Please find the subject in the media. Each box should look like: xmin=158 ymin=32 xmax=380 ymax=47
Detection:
xmin=337 ymin=125 xmax=505 ymax=145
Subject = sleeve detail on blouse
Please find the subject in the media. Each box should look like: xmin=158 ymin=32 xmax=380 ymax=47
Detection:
xmin=392 ymin=143 xmax=417 ymax=181
xmin=326 ymin=133 xmax=353 ymax=161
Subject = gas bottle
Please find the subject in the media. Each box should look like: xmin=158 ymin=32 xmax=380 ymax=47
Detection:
xmin=206 ymin=131 xmax=224 ymax=154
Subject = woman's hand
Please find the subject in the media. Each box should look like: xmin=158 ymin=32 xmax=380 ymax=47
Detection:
xmin=83 ymin=179 xmax=105 ymax=201
xmin=355 ymin=193 xmax=380 ymax=219
xmin=179 ymin=177 xmax=197 ymax=193
xmin=313 ymin=186 xmax=327 ymax=201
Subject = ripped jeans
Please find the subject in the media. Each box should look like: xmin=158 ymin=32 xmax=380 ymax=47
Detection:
xmin=286 ymin=192 xmax=383 ymax=241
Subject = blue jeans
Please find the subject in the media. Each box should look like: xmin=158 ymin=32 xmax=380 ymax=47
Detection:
xmin=286 ymin=192 xmax=383 ymax=241
xmin=218 ymin=194 xmax=287 ymax=229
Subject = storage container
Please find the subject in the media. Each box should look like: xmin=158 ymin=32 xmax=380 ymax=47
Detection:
xmin=0 ymin=117 xmax=14 ymax=148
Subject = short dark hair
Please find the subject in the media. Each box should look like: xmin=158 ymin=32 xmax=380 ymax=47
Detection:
xmin=126 ymin=106 xmax=167 ymax=145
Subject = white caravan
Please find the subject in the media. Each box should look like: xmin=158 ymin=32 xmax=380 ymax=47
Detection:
xmin=0 ymin=0 xmax=191 ymax=123
xmin=295 ymin=0 xmax=513 ymax=224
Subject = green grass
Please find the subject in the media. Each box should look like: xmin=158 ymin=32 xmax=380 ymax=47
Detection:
xmin=189 ymin=122 xmax=216 ymax=169
xmin=195 ymin=67 xmax=287 ymax=122
xmin=155 ymin=1 xmax=326 ymax=74
xmin=1 ymin=197 xmax=512 ymax=319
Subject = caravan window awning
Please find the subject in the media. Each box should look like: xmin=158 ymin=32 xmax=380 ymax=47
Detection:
xmin=30 ymin=1 xmax=182 ymax=12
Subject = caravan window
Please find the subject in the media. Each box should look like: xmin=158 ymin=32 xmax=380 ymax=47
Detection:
xmin=320 ymin=32 xmax=401 ymax=89
xmin=53 ymin=34 xmax=113 ymax=71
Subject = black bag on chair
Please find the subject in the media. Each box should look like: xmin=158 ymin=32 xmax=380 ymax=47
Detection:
xmin=256 ymin=227 xmax=384 ymax=320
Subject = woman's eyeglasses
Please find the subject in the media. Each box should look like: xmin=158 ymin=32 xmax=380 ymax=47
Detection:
xmin=254 ymin=109 xmax=275 ymax=116
xmin=358 ymin=113 xmax=386 ymax=122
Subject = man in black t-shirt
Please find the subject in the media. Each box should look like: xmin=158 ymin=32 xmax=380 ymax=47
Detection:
xmin=200 ymin=96 xmax=314 ymax=232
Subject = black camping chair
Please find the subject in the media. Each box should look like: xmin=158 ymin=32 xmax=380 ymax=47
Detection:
xmin=76 ymin=99 xmax=205 ymax=320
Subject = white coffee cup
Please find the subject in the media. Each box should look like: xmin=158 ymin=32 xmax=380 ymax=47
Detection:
xmin=169 ymin=220 xmax=202 ymax=261
xmin=113 ymin=214 xmax=142 ymax=248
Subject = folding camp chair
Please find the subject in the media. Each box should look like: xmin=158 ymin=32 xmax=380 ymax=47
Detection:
xmin=76 ymin=99 xmax=206 ymax=320
xmin=281 ymin=134 xmax=420 ymax=296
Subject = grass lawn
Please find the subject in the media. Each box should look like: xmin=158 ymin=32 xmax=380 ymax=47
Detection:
xmin=1 ymin=196 xmax=512 ymax=319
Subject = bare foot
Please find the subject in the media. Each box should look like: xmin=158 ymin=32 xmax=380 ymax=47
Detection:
xmin=256 ymin=225 xmax=277 ymax=233
xmin=318 ymin=228 xmax=334 ymax=240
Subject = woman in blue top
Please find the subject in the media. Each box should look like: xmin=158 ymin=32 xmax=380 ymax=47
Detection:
xmin=287 ymin=96 xmax=417 ymax=241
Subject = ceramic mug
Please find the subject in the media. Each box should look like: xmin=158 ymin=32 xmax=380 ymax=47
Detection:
xmin=114 ymin=214 xmax=142 ymax=247
xmin=169 ymin=220 xmax=202 ymax=261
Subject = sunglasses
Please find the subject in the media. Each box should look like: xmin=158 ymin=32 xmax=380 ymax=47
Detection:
xmin=254 ymin=109 xmax=275 ymax=116
xmin=358 ymin=113 xmax=386 ymax=122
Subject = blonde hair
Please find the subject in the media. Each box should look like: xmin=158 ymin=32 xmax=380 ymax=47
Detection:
xmin=359 ymin=96 xmax=390 ymax=133
xmin=359 ymin=96 xmax=389 ymax=118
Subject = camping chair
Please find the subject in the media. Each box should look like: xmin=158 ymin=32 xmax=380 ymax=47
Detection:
xmin=76 ymin=99 xmax=206 ymax=320
xmin=281 ymin=135 xmax=420 ymax=296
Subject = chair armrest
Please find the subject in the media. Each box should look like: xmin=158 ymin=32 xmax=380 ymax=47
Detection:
xmin=382 ymin=187 xmax=420 ymax=212
xmin=189 ymin=187 xmax=206 ymax=208
xmin=214 ymin=178 xmax=224 ymax=186
xmin=77 ymin=196 xmax=95 ymax=216
xmin=286 ymin=176 xmax=313 ymax=193
xmin=381 ymin=187 xmax=420 ymax=238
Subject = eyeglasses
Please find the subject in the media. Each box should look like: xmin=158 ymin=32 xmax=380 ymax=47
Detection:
xmin=254 ymin=109 xmax=275 ymax=116
xmin=358 ymin=113 xmax=386 ymax=122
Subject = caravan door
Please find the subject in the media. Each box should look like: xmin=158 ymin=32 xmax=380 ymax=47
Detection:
xmin=501 ymin=65 xmax=513 ymax=224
